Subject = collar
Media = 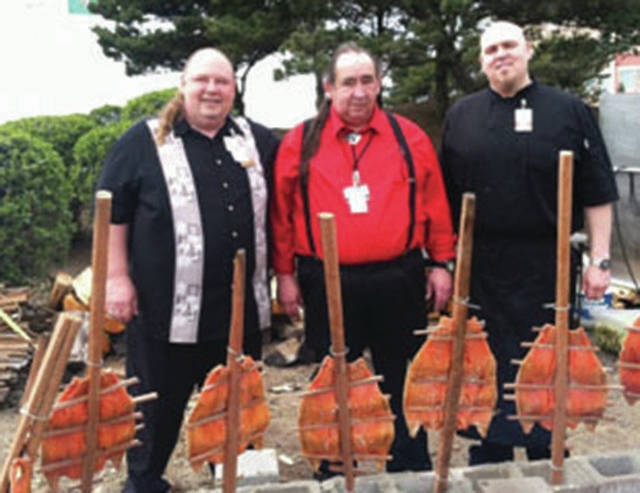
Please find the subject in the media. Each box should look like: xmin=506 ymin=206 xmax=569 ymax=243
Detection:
xmin=328 ymin=104 xmax=386 ymax=139
xmin=488 ymin=79 xmax=537 ymax=101
xmin=173 ymin=116 xmax=244 ymax=138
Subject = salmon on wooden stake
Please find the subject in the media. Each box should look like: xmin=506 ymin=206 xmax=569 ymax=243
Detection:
xmin=619 ymin=317 xmax=640 ymax=404
xmin=186 ymin=355 xmax=269 ymax=470
xmin=403 ymin=315 xmax=497 ymax=438
xmin=40 ymin=371 xmax=136 ymax=490
xmin=298 ymin=356 xmax=394 ymax=472
xmin=515 ymin=325 xmax=607 ymax=433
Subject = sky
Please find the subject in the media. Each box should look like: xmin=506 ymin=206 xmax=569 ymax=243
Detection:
xmin=0 ymin=0 xmax=317 ymax=128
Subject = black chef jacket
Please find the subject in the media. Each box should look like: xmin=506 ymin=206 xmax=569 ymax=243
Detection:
xmin=98 ymin=117 xmax=279 ymax=342
xmin=439 ymin=82 xmax=618 ymax=446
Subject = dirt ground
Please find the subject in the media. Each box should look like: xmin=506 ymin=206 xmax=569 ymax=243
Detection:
xmin=1 ymin=333 xmax=639 ymax=492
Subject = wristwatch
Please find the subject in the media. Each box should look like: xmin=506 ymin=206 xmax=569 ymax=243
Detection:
xmin=590 ymin=257 xmax=611 ymax=270
xmin=429 ymin=259 xmax=456 ymax=273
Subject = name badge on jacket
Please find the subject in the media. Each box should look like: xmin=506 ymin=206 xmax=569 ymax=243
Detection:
xmin=514 ymin=99 xmax=533 ymax=133
xmin=343 ymin=184 xmax=370 ymax=214
xmin=223 ymin=135 xmax=254 ymax=167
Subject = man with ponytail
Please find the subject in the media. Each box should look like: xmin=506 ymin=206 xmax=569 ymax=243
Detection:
xmin=99 ymin=48 xmax=279 ymax=492
xmin=271 ymin=42 xmax=456 ymax=475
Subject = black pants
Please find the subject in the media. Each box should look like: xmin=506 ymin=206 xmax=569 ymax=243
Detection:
xmin=462 ymin=238 xmax=578 ymax=466
xmin=468 ymin=442 xmax=553 ymax=465
xmin=122 ymin=322 xmax=262 ymax=493
xmin=298 ymin=250 xmax=431 ymax=472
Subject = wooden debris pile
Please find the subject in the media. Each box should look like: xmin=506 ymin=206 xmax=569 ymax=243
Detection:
xmin=0 ymin=289 xmax=34 ymax=406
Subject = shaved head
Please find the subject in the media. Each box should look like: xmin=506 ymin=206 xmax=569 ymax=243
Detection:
xmin=180 ymin=47 xmax=236 ymax=136
xmin=183 ymin=48 xmax=234 ymax=81
xmin=479 ymin=21 xmax=532 ymax=97
xmin=481 ymin=21 xmax=526 ymax=54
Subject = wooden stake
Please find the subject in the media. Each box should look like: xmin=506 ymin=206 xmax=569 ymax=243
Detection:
xmin=318 ymin=212 xmax=356 ymax=492
xmin=222 ymin=250 xmax=246 ymax=493
xmin=551 ymin=151 xmax=573 ymax=486
xmin=20 ymin=334 xmax=49 ymax=408
xmin=0 ymin=314 xmax=81 ymax=493
xmin=81 ymin=190 xmax=112 ymax=493
xmin=435 ymin=192 xmax=476 ymax=493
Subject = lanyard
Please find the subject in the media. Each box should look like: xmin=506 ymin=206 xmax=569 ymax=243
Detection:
xmin=347 ymin=131 xmax=374 ymax=185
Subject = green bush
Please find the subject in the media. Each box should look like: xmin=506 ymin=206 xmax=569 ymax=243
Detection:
xmin=122 ymin=87 xmax=177 ymax=122
xmin=0 ymin=114 xmax=97 ymax=232
xmin=89 ymin=104 xmax=122 ymax=126
xmin=72 ymin=119 xmax=132 ymax=231
xmin=0 ymin=130 xmax=74 ymax=283
xmin=0 ymin=114 xmax=97 ymax=169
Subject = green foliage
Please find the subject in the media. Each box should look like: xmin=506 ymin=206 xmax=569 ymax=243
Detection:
xmin=121 ymin=87 xmax=177 ymax=122
xmin=72 ymin=120 xmax=133 ymax=231
xmin=592 ymin=324 xmax=624 ymax=355
xmin=91 ymin=0 xmax=640 ymax=118
xmin=0 ymin=114 xmax=98 ymax=232
xmin=0 ymin=114 xmax=96 ymax=168
xmin=0 ymin=130 xmax=74 ymax=283
xmin=89 ymin=104 xmax=122 ymax=125
xmin=91 ymin=0 xmax=300 ymax=115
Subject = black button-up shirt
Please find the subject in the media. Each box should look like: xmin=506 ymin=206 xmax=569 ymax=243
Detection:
xmin=440 ymin=82 xmax=618 ymax=238
xmin=98 ymin=117 xmax=279 ymax=341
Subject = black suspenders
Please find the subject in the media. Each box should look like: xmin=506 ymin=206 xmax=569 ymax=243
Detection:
xmin=299 ymin=111 xmax=417 ymax=256
xmin=300 ymin=119 xmax=317 ymax=254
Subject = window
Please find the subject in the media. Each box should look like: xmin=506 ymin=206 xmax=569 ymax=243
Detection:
xmin=618 ymin=66 xmax=640 ymax=93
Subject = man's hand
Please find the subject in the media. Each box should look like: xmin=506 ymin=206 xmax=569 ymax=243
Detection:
xmin=583 ymin=265 xmax=610 ymax=300
xmin=106 ymin=274 xmax=138 ymax=323
xmin=426 ymin=267 xmax=453 ymax=312
xmin=277 ymin=273 xmax=303 ymax=321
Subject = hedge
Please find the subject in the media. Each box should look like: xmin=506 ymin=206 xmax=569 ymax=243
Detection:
xmin=0 ymin=114 xmax=96 ymax=169
xmin=0 ymin=130 xmax=74 ymax=283
xmin=89 ymin=104 xmax=122 ymax=126
xmin=72 ymin=119 xmax=132 ymax=230
xmin=121 ymin=87 xmax=177 ymax=122
xmin=0 ymin=114 xmax=97 ymax=231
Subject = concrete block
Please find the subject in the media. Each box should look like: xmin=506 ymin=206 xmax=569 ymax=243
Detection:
xmin=597 ymin=475 xmax=640 ymax=493
xmin=388 ymin=471 xmax=434 ymax=493
xmin=205 ymin=479 xmax=320 ymax=493
xmin=477 ymin=477 xmax=551 ymax=493
xmin=320 ymin=473 xmax=395 ymax=493
xmin=460 ymin=462 xmax=522 ymax=491
xmin=588 ymin=451 xmax=640 ymax=478
xmin=517 ymin=457 xmax=602 ymax=489
xmin=214 ymin=449 xmax=279 ymax=487
xmin=255 ymin=480 xmax=322 ymax=493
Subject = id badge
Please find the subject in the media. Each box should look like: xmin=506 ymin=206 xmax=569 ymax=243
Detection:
xmin=514 ymin=99 xmax=533 ymax=132
xmin=343 ymin=184 xmax=370 ymax=214
xmin=223 ymin=135 xmax=253 ymax=167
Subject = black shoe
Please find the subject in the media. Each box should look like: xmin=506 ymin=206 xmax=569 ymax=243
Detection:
xmin=468 ymin=442 xmax=514 ymax=466
xmin=312 ymin=460 xmax=355 ymax=481
xmin=122 ymin=476 xmax=171 ymax=493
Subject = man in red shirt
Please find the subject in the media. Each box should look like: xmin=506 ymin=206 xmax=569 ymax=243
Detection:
xmin=271 ymin=42 xmax=456 ymax=473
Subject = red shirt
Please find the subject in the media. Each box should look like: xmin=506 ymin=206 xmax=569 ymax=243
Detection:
xmin=271 ymin=105 xmax=456 ymax=274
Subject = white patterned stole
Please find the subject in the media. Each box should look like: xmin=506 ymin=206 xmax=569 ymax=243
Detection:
xmin=147 ymin=119 xmax=204 ymax=343
xmin=230 ymin=117 xmax=270 ymax=329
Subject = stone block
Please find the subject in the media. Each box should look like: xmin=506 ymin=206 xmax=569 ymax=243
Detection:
xmin=477 ymin=477 xmax=551 ymax=493
xmin=255 ymin=480 xmax=322 ymax=493
xmin=517 ymin=457 xmax=602 ymax=488
xmin=214 ymin=449 xmax=279 ymax=487
xmin=460 ymin=462 xmax=522 ymax=491
xmin=588 ymin=451 xmax=640 ymax=478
